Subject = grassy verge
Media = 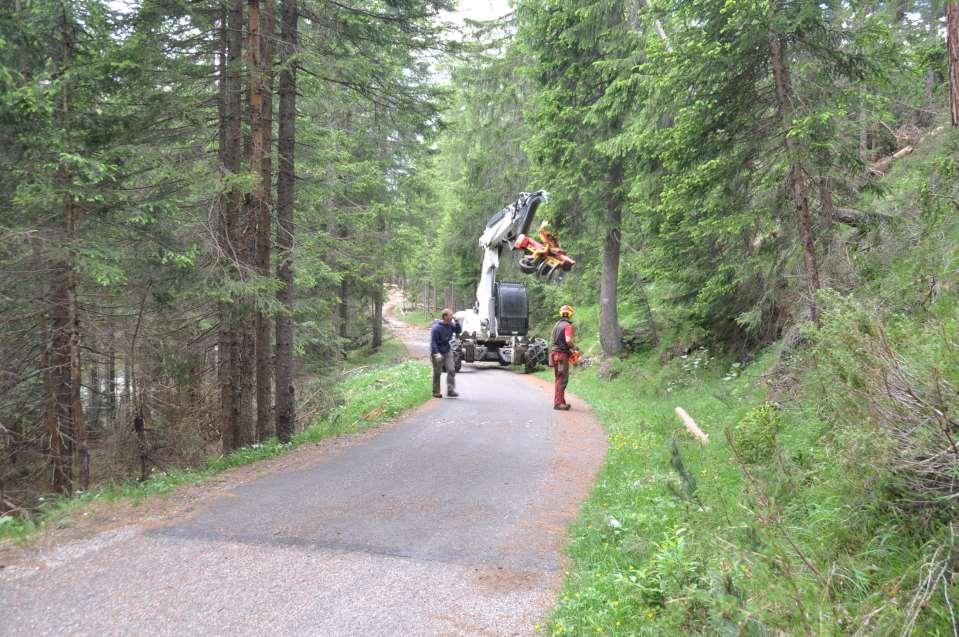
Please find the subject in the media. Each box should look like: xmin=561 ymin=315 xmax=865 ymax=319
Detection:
xmin=344 ymin=334 xmax=409 ymax=367
xmin=0 ymin=358 xmax=430 ymax=543
xmin=547 ymin=329 xmax=956 ymax=634
xmin=398 ymin=308 xmax=433 ymax=328
xmin=542 ymin=350 xmax=764 ymax=636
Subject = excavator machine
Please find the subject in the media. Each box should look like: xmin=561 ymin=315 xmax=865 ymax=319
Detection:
xmin=452 ymin=191 xmax=575 ymax=373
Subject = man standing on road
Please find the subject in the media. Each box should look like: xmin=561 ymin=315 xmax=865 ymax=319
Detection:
xmin=430 ymin=308 xmax=461 ymax=398
xmin=551 ymin=305 xmax=576 ymax=410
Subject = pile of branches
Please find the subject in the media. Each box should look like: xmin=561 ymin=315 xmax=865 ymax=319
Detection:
xmin=865 ymin=331 xmax=959 ymax=513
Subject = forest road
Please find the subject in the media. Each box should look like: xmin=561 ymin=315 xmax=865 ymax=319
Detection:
xmin=0 ymin=290 xmax=606 ymax=637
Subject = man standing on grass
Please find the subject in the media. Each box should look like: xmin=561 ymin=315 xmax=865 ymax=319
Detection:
xmin=430 ymin=308 xmax=461 ymax=398
xmin=551 ymin=304 xmax=576 ymax=410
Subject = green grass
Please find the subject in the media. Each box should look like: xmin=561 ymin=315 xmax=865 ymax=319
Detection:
xmin=398 ymin=308 xmax=434 ymax=328
xmin=344 ymin=334 xmax=409 ymax=366
xmin=541 ymin=350 xmax=764 ymax=636
xmin=544 ymin=338 xmax=955 ymax=634
xmin=0 ymin=359 xmax=431 ymax=543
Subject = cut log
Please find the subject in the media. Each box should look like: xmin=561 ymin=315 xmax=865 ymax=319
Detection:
xmin=834 ymin=207 xmax=869 ymax=226
xmin=867 ymin=145 xmax=913 ymax=177
xmin=676 ymin=406 xmax=708 ymax=444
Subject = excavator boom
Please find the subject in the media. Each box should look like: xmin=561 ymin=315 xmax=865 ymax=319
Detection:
xmin=453 ymin=191 xmax=574 ymax=373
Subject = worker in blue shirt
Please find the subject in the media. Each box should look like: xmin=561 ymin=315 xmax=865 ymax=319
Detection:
xmin=430 ymin=308 xmax=461 ymax=398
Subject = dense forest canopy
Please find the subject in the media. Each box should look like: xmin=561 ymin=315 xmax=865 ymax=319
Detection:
xmin=0 ymin=0 xmax=452 ymax=498
xmin=1 ymin=0 xmax=958 ymax=632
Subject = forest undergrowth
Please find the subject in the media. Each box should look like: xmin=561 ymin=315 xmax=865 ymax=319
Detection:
xmin=0 ymin=340 xmax=430 ymax=543
xmin=548 ymin=323 xmax=956 ymax=635
xmin=543 ymin=140 xmax=959 ymax=635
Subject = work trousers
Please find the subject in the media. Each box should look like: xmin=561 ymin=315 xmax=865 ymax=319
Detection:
xmin=551 ymin=351 xmax=570 ymax=407
xmin=431 ymin=351 xmax=456 ymax=395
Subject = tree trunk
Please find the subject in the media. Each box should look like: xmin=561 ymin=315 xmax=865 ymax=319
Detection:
xmin=134 ymin=411 xmax=148 ymax=482
xmin=71 ymin=318 xmax=88 ymax=490
xmin=234 ymin=326 xmax=255 ymax=448
xmin=274 ymin=0 xmax=297 ymax=444
xmin=372 ymin=286 xmax=384 ymax=349
xmin=859 ymin=86 xmax=869 ymax=161
xmin=123 ymin=347 xmax=132 ymax=406
xmin=46 ymin=2 xmax=86 ymax=495
xmin=251 ymin=0 xmax=275 ymax=442
xmin=768 ymin=12 xmax=821 ymax=326
xmin=49 ymin=258 xmax=76 ymax=496
xmin=920 ymin=69 xmax=937 ymax=128
xmin=599 ymin=161 xmax=625 ymax=357
xmin=819 ymin=174 xmax=835 ymax=253
xmin=948 ymin=1 xmax=959 ymax=127
xmin=43 ymin=312 xmax=68 ymax=495
xmin=219 ymin=1 xmax=245 ymax=453
xmin=107 ymin=337 xmax=116 ymax=424
xmin=229 ymin=0 xmax=265 ymax=451
xmin=88 ymin=350 xmax=101 ymax=432
xmin=339 ymin=278 xmax=349 ymax=341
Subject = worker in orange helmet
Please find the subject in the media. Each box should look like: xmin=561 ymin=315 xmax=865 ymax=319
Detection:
xmin=551 ymin=304 xmax=577 ymax=410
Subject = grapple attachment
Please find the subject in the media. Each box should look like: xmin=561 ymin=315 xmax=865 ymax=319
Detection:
xmin=513 ymin=220 xmax=575 ymax=282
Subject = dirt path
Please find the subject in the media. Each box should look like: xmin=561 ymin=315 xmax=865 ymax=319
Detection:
xmin=0 ymin=289 xmax=606 ymax=636
xmin=383 ymin=286 xmax=432 ymax=358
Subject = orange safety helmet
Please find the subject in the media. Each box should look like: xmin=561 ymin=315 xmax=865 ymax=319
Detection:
xmin=559 ymin=304 xmax=574 ymax=318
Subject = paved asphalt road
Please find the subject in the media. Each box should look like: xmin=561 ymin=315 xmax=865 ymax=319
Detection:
xmin=1 ymin=301 xmax=606 ymax=636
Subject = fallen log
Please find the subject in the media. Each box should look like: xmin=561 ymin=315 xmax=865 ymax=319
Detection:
xmin=675 ymin=406 xmax=709 ymax=444
xmin=834 ymin=207 xmax=871 ymax=226
xmin=868 ymin=145 xmax=913 ymax=176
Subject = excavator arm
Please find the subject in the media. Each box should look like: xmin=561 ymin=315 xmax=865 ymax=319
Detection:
xmin=455 ymin=191 xmax=575 ymax=366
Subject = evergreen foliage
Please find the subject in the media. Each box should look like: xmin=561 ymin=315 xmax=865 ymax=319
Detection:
xmin=0 ymin=0 xmax=447 ymax=502
xmin=423 ymin=2 xmax=958 ymax=633
xmin=1 ymin=0 xmax=958 ymax=632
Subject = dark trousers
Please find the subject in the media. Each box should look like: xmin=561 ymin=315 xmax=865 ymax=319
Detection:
xmin=551 ymin=351 xmax=570 ymax=406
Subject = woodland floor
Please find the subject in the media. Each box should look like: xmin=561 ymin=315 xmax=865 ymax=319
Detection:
xmin=0 ymin=291 xmax=607 ymax=637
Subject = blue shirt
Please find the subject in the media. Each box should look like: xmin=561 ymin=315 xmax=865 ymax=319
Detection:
xmin=430 ymin=319 xmax=462 ymax=355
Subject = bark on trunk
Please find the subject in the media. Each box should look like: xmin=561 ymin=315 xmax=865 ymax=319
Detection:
xmin=251 ymin=0 xmax=275 ymax=442
xmin=819 ymin=175 xmax=835 ymax=253
xmin=88 ymin=350 xmax=100 ymax=431
xmin=229 ymin=0 xmax=261 ymax=450
xmin=71 ymin=324 xmax=88 ymax=490
xmin=921 ymin=69 xmax=937 ymax=128
xmin=768 ymin=11 xmax=821 ymax=326
xmin=46 ymin=3 xmax=86 ymax=495
xmin=372 ymin=286 xmax=384 ymax=349
xmin=50 ymin=261 xmax=75 ymax=496
xmin=859 ymin=86 xmax=869 ymax=161
xmin=107 ymin=338 xmax=116 ymax=424
xmin=133 ymin=411 xmax=147 ymax=482
xmin=219 ymin=1 xmax=245 ymax=453
xmin=948 ymin=1 xmax=959 ymax=127
xmin=599 ymin=161 xmax=625 ymax=357
xmin=274 ymin=0 xmax=297 ymax=443
xmin=123 ymin=348 xmax=132 ymax=405
xmin=43 ymin=313 xmax=69 ymax=495
xmin=339 ymin=278 xmax=349 ymax=341
xmin=217 ymin=7 xmax=235 ymax=450
xmin=235 ymin=323 xmax=255 ymax=448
